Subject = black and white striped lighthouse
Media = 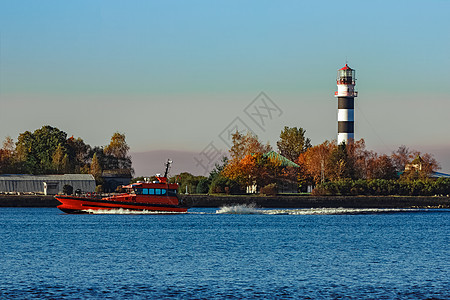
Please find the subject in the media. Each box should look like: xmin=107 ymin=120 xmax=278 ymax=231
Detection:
xmin=335 ymin=64 xmax=358 ymax=145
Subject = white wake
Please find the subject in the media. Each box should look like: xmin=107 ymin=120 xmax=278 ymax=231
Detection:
xmin=215 ymin=205 xmax=422 ymax=215
xmin=82 ymin=206 xmax=424 ymax=215
xmin=215 ymin=204 xmax=262 ymax=214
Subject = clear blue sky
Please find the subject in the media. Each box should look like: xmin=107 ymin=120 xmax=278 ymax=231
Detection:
xmin=1 ymin=0 xmax=449 ymax=175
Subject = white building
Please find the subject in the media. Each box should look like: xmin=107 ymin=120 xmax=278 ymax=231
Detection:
xmin=0 ymin=174 xmax=96 ymax=195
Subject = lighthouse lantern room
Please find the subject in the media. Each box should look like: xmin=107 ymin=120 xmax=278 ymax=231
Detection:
xmin=335 ymin=64 xmax=358 ymax=145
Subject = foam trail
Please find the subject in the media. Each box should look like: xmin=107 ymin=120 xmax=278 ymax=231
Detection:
xmin=215 ymin=205 xmax=423 ymax=215
xmin=262 ymin=208 xmax=423 ymax=215
xmin=216 ymin=204 xmax=262 ymax=214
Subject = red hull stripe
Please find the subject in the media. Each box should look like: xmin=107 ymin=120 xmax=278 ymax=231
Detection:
xmin=56 ymin=196 xmax=185 ymax=208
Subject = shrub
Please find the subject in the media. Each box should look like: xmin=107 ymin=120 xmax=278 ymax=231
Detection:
xmin=310 ymin=178 xmax=450 ymax=196
xmin=196 ymin=178 xmax=210 ymax=194
xmin=95 ymin=185 xmax=103 ymax=193
xmin=260 ymin=183 xmax=277 ymax=196
xmin=209 ymin=175 xmax=241 ymax=194
xmin=311 ymin=183 xmax=333 ymax=196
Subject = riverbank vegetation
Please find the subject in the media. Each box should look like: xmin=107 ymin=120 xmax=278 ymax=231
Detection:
xmin=0 ymin=126 xmax=133 ymax=190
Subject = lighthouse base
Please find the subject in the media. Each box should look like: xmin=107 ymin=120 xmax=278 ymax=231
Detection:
xmin=338 ymin=133 xmax=354 ymax=145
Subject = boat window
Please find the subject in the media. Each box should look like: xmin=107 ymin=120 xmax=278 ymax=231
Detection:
xmin=161 ymin=189 xmax=166 ymax=195
xmin=142 ymin=188 xmax=149 ymax=195
xmin=149 ymin=189 xmax=155 ymax=195
xmin=134 ymin=188 xmax=142 ymax=195
xmin=155 ymin=189 xmax=161 ymax=195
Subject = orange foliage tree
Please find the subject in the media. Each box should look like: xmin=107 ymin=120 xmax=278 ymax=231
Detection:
xmin=222 ymin=131 xmax=273 ymax=189
xmin=297 ymin=140 xmax=336 ymax=185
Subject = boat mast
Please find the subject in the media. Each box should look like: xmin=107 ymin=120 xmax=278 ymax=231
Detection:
xmin=164 ymin=159 xmax=172 ymax=178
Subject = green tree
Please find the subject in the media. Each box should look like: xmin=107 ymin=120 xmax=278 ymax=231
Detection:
xmin=66 ymin=136 xmax=91 ymax=173
xmin=15 ymin=126 xmax=68 ymax=174
xmin=208 ymin=156 xmax=228 ymax=182
xmin=276 ymin=126 xmax=311 ymax=162
xmin=61 ymin=154 xmax=70 ymax=173
xmin=196 ymin=178 xmax=211 ymax=194
xmin=209 ymin=174 xmax=241 ymax=194
xmin=172 ymin=172 xmax=207 ymax=194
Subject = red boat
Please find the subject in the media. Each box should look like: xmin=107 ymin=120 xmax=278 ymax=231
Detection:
xmin=55 ymin=160 xmax=187 ymax=214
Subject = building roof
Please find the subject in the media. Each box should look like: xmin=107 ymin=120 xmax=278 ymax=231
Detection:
xmin=430 ymin=172 xmax=450 ymax=178
xmin=0 ymin=174 xmax=95 ymax=181
xmin=263 ymin=151 xmax=299 ymax=168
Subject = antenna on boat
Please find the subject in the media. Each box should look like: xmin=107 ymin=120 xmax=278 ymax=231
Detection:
xmin=164 ymin=159 xmax=172 ymax=178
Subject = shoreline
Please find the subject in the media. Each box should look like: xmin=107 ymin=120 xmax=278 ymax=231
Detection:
xmin=0 ymin=194 xmax=449 ymax=209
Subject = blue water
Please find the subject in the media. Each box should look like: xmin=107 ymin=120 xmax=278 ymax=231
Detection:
xmin=0 ymin=207 xmax=449 ymax=299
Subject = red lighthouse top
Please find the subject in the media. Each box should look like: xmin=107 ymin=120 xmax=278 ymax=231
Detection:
xmin=339 ymin=63 xmax=353 ymax=71
xmin=337 ymin=64 xmax=355 ymax=85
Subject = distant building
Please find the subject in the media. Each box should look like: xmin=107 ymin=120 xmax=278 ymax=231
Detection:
xmin=403 ymin=156 xmax=450 ymax=178
xmin=102 ymin=169 xmax=133 ymax=192
xmin=405 ymin=156 xmax=424 ymax=172
xmin=0 ymin=174 xmax=96 ymax=195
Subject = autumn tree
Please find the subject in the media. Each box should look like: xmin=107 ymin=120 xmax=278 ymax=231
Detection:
xmin=104 ymin=132 xmax=129 ymax=159
xmin=299 ymin=139 xmax=375 ymax=183
xmin=103 ymin=132 xmax=133 ymax=172
xmin=223 ymin=131 xmax=272 ymax=190
xmin=52 ymin=144 xmax=68 ymax=174
xmin=391 ymin=145 xmax=413 ymax=173
xmin=0 ymin=136 xmax=16 ymax=173
xmin=297 ymin=140 xmax=336 ymax=184
xmin=277 ymin=126 xmax=311 ymax=162
xmin=228 ymin=131 xmax=272 ymax=162
xmin=366 ymin=154 xmax=397 ymax=180
xmin=90 ymin=153 xmax=103 ymax=183
xmin=327 ymin=143 xmax=350 ymax=181
xmin=345 ymin=139 xmax=371 ymax=179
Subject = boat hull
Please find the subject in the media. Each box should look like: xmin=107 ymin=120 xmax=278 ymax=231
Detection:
xmin=55 ymin=195 xmax=188 ymax=214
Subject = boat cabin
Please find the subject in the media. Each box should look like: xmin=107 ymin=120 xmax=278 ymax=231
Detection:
xmin=122 ymin=177 xmax=178 ymax=197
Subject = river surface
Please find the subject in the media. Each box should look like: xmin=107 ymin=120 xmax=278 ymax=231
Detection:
xmin=0 ymin=207 xmax=449 ymax=299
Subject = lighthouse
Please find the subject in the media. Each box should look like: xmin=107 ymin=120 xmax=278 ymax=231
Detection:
xmin=335 ymin=64 xmax=358 ymax=145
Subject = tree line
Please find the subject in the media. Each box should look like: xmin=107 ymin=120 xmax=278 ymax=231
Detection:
xmin=170 ymin=126 xmax=449 ymax=196
xmin=0 ymin=125 xmax=133 ymax=185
